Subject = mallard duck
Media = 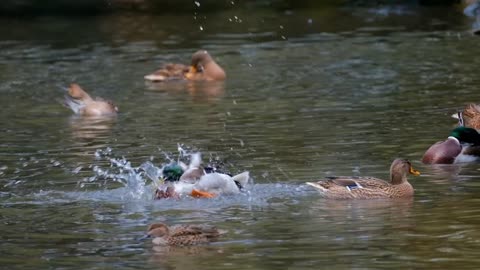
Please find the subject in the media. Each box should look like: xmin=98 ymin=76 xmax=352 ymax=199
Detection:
xmin=144 ymin=50 xmax=226 ymax=82
xmin=155 ymin=171 xmax=250 ymax=199
xmin=452 ymin=103 xmax=480 ymax=130
xmin=306 ymin=159 xmax=420 ymax=199
xmin=63 ymin=83 xmax=118 ymax=116
xmin=422 ymin=126 xmax=480 ymax=164
xmin=161 ymin=153 xmax=207 ymax=183
xmin=146 ymin=223 xmax=225 ymax=246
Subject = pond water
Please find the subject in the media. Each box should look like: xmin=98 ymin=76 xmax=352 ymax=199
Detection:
xmin=1 ymin=4 xmax=480 ymax=269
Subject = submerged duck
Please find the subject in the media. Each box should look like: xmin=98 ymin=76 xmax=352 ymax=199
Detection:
xmin=306 ymin=159 xmax=420 ymax=199
xmin=422 ymin=126 xmax=480 ymax=164
xmin=146 ymin=223 xmax=225 ymax=246
xmin=144 ymin=50 xmax=226 ymax=82
xmin=452 ymin=103 xmax=480 ymax=130
xmin=63 ymin=83 xmax=118 ymax=117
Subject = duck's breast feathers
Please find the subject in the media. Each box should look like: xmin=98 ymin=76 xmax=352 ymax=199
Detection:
xmin=82 ymin=100 xmax=118 ymax=116
xmin=422 ymin=138 xmax=461 ymax=164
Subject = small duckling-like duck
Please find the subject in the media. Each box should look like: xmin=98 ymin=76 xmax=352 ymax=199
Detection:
xmin=146 ymin=223 xmax=225 ymax=246
xmin=422 ymin=126 xmax=480 ymax=164
xmin=452 ymin=103 xmax=480 ymax=130
xmin=63 ymin=83 xmax=118 ymax=117
xmin=306 ymin=159 xmax=420 ymax=199
xmin=144 ymin=50 xmax=226 ymax=82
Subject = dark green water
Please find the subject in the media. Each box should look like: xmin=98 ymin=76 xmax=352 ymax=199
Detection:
xmin=1 ymin=4 xmax=480 ymax=269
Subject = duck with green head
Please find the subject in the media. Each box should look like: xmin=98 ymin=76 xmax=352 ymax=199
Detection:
xmin=422 ymin=126 xmax=480 ymax=164
xmin=155 ymin=153 xmax=249 ymax=199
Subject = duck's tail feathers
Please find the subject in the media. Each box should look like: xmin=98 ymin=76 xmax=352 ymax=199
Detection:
xmin=63 ymin=94 xmax=84 ymax=114
xmin=306 ymin=182 xmax=328 ymax=192
xmin=232 ymin=171 xmax=250 ymax=188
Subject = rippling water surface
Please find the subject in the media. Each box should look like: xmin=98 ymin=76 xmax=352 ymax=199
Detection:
xmin=1 ymin=4 xmax=480 ymax=269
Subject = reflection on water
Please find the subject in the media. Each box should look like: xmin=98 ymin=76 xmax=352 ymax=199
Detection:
xmin=2 ymin=4 xmax=480 ymax=269
xmin=68 ymin=115 xmax=116 ymax=140
xmin=145 ymin=81 xmax=226 ymax=103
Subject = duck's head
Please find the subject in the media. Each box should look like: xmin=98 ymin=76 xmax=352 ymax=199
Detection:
xmin=449 ymin=126 xmax=480 ymax=145
xmin=189 ymin=50 xmax=213 ymax=73
xmin=390 ymin=159 xmax=420 ymax=184
xmin=67 ymin=83 xmax=91 ymax=100
xmin=185 ymin=50 xmax=226 ymax=81
xmin=147 ymin=223 xmax=169 ymax=237
xmin=161 ymin=163 xmax=184 ymax=182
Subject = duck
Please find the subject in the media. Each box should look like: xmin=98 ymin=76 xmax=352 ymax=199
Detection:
xmin=422 ymin=126 xmax=480 ymax=164
xmin=144 ymin=50 xmax=226 ymax=82
xmin=452 ymin=103 xmax=480 ymax=130
xmin=63 ymin=83 xmax=118 ymax=117
xmin=305 ymin=159 xmax=420 ymax=199
xmin=155 ymin=170 xmax=250 ymax=199
xmin=146 ymin=223 xmax=225 ymax=246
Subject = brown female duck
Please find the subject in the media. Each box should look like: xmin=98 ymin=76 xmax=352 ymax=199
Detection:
xmin=146 ymin=223 xmax=225 ymax=246
xmin=63 ymin=83 xmax=118 ymax=116
xmin=144 ymin=50 xmax=226 ymax=82
xmin=306 ymin=159 xmax=420 ymax=199
xmin=455 ymin=103 xmax=480 ymax=130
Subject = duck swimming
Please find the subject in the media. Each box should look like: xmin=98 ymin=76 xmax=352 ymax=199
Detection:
xmin=146 ymin=223 xmax=225 ymax=246
xmin=63 ymin=83 xmax=118 ymax=117
xmin=422 ymin=126 xmax=480 ymax=164
xmin=306 ymin=159 xmax=420 ymax=199
xmin=144 ymin=50 xmax=226 ymax=82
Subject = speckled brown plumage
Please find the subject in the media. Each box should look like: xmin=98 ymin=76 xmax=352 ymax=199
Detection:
xmin=147 ymin=223 xmax=225 ymax=246
xmin=461 ymin=103 xmax=480 ymax=129
xmin=306 ymin=159 xmax=420 ymax=199
xmin=144 ymin=50 xmax=226 ymax=82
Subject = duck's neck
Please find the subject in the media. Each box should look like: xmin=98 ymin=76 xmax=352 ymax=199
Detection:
xmin=390 ymin=172 xmax=407 ymax=185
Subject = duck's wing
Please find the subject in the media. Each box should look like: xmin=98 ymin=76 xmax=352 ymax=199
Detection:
xmin=170 ymin=225 xmax=220 ymax=238
xmin=63 ymin=94 xmax=85 ymax=114
xmin=144 ymin=63 xmax=189 ymax=81
xmin=324 ymin=176 xmax=390 ymax=189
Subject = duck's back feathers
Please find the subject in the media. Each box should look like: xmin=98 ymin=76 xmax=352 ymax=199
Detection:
xmin=144 ymin=63 xmax=190 ymax=82
xmin=148 ymin=223 xmax=225 ymax=246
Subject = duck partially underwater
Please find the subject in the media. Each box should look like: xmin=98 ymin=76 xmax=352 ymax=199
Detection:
xmin=154 ymin=154 xmax=250 ymax=199
xmin=145 ymin=223 xmax=226 ymax=246
xmin=144 ymin=50 xmax=226 ymax=82
xmin=422 ymin=126 xmax=480 ymax=164
xmin=306 ymin=159 xmax=420 ymax=199
xmin=63 ymin=83 xmax=118 ymax=117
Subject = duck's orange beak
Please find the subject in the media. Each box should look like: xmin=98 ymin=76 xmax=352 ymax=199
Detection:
xmin=190 ymin=189 xmax=215 ymax=198
xmin=185 ymin=66 xmax=197 ymax=79
xmin=409 ymin=166 xmax=420 ymax=176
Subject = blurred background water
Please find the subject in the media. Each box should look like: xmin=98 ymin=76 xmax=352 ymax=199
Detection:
xmin=1 ymin=1 xmax=480 ymax=269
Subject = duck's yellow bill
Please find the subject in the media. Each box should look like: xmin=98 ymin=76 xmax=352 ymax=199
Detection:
xmin=185 ymin=66 xmax=197 ymax=79
xmin=191 ymin=189 xmax=215 ymax=198
xmin=409 ymin=167 xmax=420 ymax=176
